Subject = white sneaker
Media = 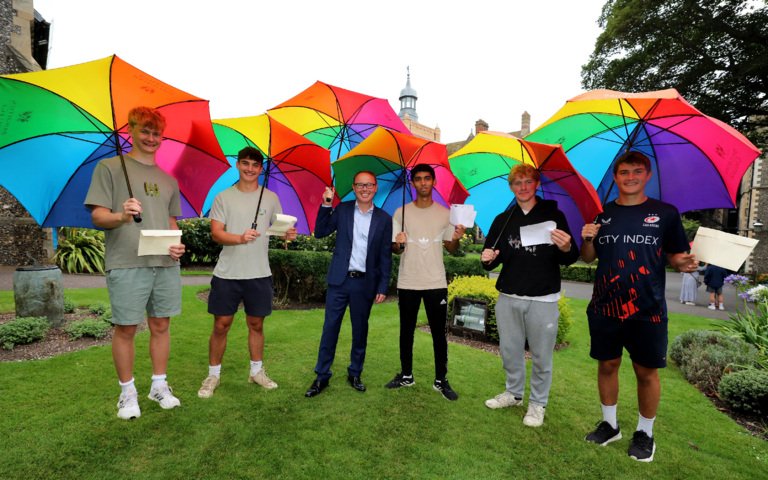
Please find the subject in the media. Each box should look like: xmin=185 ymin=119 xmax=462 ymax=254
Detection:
xmin=148 ymin=383 xmax=181 ymax=409
xmin=117 ymin=392 xmax=141 ymax=420
xmin=484 ymin=391 xmax=523 ymax=409
xmin=197 ymin=375 xmax=220 ymax=398
xmin=718 ymin=304 xmax=725 ymax=311
xmin=708 ymin=304 xmax=716 ymax=310
xmin=684 ymin=302 xmax=696 ymax=306
xmin=523 ymin=403 xmax=546 ymax=427
xmin=248 ymin=369 xmax=278 ymax=389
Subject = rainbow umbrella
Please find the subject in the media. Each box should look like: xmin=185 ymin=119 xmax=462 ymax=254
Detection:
xmin=525 ymin=88 xmax=762 ymax=212
xmin=0 ymin=55 xmax=229 ymax=227
xmin=268 ymin=81 xmax=411 ymax=161
xmin=209 ymin=114 xmax=332 ymax=234
xmin=333 ymin=127 xmax=468 ymax=216
xmin=448 ymin=132 xmax=602 ymax=246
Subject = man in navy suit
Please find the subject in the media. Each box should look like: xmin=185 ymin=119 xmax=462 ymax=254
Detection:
xmin=305 ymin=171 xmax=393 ymax=397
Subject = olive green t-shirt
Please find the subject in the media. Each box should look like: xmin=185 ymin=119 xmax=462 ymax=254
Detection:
xmin=84 ymin=155 xmax=181 ymax=271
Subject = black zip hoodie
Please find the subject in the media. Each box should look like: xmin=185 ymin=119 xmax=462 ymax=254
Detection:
xmin=482 ymin=197 xmax=579 ymax=296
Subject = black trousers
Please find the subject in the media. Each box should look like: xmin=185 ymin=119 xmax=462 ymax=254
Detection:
xmin=397 ymin=288 xmax=449 ymax=380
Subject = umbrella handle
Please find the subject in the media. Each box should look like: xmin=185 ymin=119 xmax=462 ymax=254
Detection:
xmin=584 ymin=217 xmax=599 ymax=242
xmin=117 ymin=149 xmax=141 ymax=223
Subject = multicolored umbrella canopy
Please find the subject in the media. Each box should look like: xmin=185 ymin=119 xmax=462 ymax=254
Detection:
xmin=333 ymin=127 xmax=468 ymax=215
xmin=448 ymin=132 xmax=602 ymax=246
xmin=268 ymin=81 xmax=411 ymax=161
xmin=0 ymin=55 xmax=229 ymax=227
xmin=525 ymin=89 xmax=762 ymax=212
xmin=210 ymin=114 xmax=332 ymax=234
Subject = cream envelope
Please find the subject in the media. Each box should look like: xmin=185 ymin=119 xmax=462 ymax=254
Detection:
xmin=138 ymin=230 xmax=182 ymax=256
xmin=690 ymin=226 xmax=758 ymax=271
xmin=266 ymin=213 xmax=298 ymax=237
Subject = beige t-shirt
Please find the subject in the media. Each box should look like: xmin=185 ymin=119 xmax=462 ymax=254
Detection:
xmin=209 ymin=185 xmax=281 ymax=279
xmin=392 ymin=202 xmax=454 ymax=290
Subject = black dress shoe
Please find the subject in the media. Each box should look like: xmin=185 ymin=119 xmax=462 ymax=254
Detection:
xmin=347 ymin=375 xmax=366 ymax=392
xmin=305 ymin=378 xmax=329 ymax=398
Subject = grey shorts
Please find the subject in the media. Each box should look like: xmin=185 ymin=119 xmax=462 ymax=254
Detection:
xmin=106 ymin=266 xmax=182 ymax=325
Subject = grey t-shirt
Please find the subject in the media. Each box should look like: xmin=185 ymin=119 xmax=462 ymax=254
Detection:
xmin=209 ymin=185 xmax=282 ymax=279
xmin=84 ymin=155 xmax=181 ymax=271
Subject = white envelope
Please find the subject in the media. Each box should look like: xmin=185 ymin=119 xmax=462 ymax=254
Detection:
xmin=450 ymin=204 xmax=476 ymax=227
xmin=137 ymin=230 xmax=182 ymax=256
xmin=690 ymin=226 xmax=759 ymax=271
xmin=266 ymin=213 xmax=298 ymax=237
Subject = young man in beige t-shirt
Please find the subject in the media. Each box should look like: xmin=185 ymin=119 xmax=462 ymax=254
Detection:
xmin=386 ymin=164 xmax=465 ymax=400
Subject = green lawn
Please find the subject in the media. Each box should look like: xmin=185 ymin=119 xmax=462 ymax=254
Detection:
xmin=0 ymin=287 xmax=765 ymax=479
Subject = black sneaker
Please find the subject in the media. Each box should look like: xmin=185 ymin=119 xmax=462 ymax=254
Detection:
xmin=628 ymin=430 xmax=656 ymax=462
xmin=385 ymin=373 xmax=415 ymax=389
xmin=433 ymin=379 xmax=458 ymax=401
xmin=585 ymin=421 xmax=622 ymax=446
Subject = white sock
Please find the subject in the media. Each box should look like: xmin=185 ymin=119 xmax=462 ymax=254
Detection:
xmin=250 ymin=360 xmax=263 ymax=377
xmin=151 ymin=374 xmax=167 ymax=389
xmin=601 ymin=403 xmax=618 ymax=429
xmin=209 ymin=364 xmax=222 ymax=378
xmin=119 ymin=378 xmax=137 ymax=395
xmin=637 ymin=414 xmax=655 ymax=437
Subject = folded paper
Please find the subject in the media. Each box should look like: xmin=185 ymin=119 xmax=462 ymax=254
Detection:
xmin=690 ymin=226 xmax=758 ymax=271
xmin=266 ymin=213 xmax=298 ymax=237
xmin=450 ymin=204 xmax=476 ymax=228
xmin=137 ymin=230 xmax=182 ymax=256
xmin=520 ymin=221 xmax=556 ymax=246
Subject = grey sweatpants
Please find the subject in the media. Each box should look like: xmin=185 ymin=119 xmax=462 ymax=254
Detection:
xmin=495 ymin=294 xmax=559 ymax=406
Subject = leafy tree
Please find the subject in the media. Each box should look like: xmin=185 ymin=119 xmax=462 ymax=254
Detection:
xmin=582 ymin=0 xmax=768 ymax=147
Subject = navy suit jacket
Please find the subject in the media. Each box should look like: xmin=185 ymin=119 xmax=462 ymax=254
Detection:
xmin=315 ymin=202 xmax=392 ymax=296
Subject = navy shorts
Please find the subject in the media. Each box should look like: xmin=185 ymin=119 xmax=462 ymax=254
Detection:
xmin=208 ymin=276 xmax=273 ymax=317
xmin=588 ymin=314 xmax=668 ymax=369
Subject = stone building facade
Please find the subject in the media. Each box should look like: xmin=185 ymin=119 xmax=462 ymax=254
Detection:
xmin=0 ymin=0 xmax=52 ymax=265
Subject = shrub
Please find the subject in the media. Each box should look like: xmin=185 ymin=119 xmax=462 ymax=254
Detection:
xmin=718 ymin=368 xmax=768 ymax=416
xmin=178 ymin=218 xmax=222 ymax=266
xmin=63 ymin=296 xmax=76 ymax=314
xmin=53 ymin=227 xmax=105 ymax=274
xmin=89 ymin=302 xmax=108 ymax=315
xmin=64 ymin=319 xmax=112 ymax=340
xmin=556 ymin=296 xmax=573 ymax=345
xmin=560 ymin=263 xmax=597 ymax=282
xmin=269 ymin=250 xmax=332 ymax=304
xmin=0 ymin=317 xmax=49 ymax=350
xmin=99 ymin=307 xmax=113 ymax=323
xmin=270 ymin=233 xmax=337 ymax=252
xmin=718 ymin=302 xmax=768 ymax=364
xmin=670 ymin=330 xmax=758 ymax=395
xmin=443 ymin=256 xmax=488 ymax=282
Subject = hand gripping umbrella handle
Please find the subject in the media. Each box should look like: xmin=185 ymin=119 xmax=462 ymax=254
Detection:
xmin=584 ymin=217 xmax=599 ymax=242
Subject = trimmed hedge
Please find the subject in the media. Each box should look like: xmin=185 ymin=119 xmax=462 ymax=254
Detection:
xmin=718 ymin=368 xmax=768 ymax=416
xmin=560 ymin=263 xmax=596 ymax=282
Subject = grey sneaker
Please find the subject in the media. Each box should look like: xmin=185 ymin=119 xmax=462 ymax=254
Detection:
xmin=522 ymin=404 xmax=546 ymax=427
xmin=484 ymin=391 xmax=523 ymax=409
xmin=585 ymin=420 xmax=622 ymax=446
xmin=117 ymin=392 xmax=141 ymax=420
xmin=628 ymin=430 xmax=656 ymax=462
xmin=249 ymin=369 xmax=278 ymax=389
xmin=148 ymin=383 xmax=181 ymax=409
xmin=385 ymin=373 xmax=415 ymax=389
xmin=197 ymin=375 xmax=220 ymax=398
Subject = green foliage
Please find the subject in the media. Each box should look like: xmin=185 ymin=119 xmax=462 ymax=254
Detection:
xmin=53 ymin=227 xmax=105 ymax=274
xmin=718 ymin=368 xmax=768 ymax=416
xmin=719 ymin=302 xmax=768 ymax=366
xmin=269 ymin=250 xmax=331 ymax=304
xmin=581 ymin=0 xmax=768 ymax=147
xmin=89 ymin=302 xmax=107 ymax=315
xmin=0 ymin=316 xmax=49 ymax=350
xmin=63 ymin=296 xmax=76 ymax=314
xmin=557 ymin=295 xmax=573 ymax=345
xmin=443 ymin=256 xmax=489 ymax=282
xmin=670 ymin=330 xmax=758 ymax=394
xmin=682 ymin=217 xmax=701 ymax=242
xmin=177 ymin=218 xmax=222 ymax=266
xmin=63 ymin=318 xmax=111 ymax=340
xmin=464 ymin=243 xmax=484 ymax=254
xmin=269 ymin=233 xmax=337 ymax=252
xmin=560 ymin=263 xmax=596 ymax=282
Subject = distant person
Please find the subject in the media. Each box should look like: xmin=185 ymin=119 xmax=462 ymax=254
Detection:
xmin=703 ymin=263 xmax=730 ymax=311
xmin=386 ymin=164 xmax=465 ymax=401
xmin=580 ymin=151 xmax=697 ymax=462
xmin=85 ymin=106 xmax=185 ymax=420
xmin=304 ymin=171 xmax=392 ymax=397
xmin=679 ymin=263 xmax=702 ymax=306
xmin=480 ymin=164 xmax=579 ymax=427
xmin=197 ymin=147 xmax=297 ymax=399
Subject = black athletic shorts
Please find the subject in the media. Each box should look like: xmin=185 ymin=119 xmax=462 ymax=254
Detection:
xmin=587 ymin=314 xmax=668 ymax=369
xmin=207 ymin=276 xmax=273 ymax=317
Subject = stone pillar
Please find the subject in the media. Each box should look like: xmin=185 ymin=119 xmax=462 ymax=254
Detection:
xmin=13 ymin=265 xmax=64 ymax=327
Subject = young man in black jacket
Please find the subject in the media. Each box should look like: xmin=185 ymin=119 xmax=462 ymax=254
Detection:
xmin=481 ymin=164 xmax=578 ymax=427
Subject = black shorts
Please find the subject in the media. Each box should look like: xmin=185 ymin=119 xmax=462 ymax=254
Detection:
xmin=208 ymin=276 xmax=273 ymax=317
xmin=587 ymin=314 xmax=668 ymax=369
